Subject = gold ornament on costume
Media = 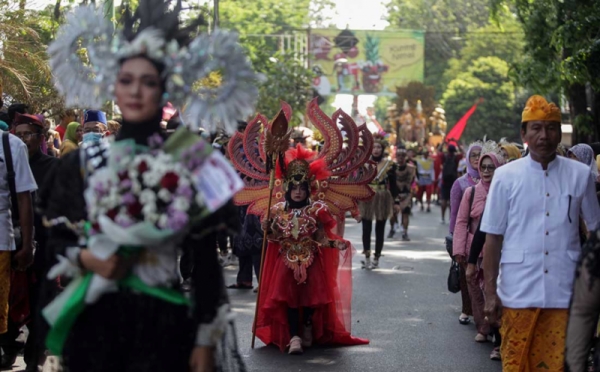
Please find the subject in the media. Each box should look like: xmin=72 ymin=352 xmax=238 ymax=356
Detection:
xmin=285 ymin=159 xmax=311 ymax=188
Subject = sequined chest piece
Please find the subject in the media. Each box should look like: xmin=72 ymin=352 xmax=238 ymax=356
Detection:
xmin=272 ymin=204 xmax=322 ymax=284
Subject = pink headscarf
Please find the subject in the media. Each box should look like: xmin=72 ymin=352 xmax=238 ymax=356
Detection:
xmin=478 ymin=152 xmax=504 ymax=192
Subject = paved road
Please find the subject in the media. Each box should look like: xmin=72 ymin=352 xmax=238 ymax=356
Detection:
xmin=227 ymin=205 xmax=503 ymax=372
xmin=15 ymin=205 xmax=502 ymax=372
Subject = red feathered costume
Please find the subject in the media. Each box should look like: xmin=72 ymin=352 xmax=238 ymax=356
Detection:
xmin=255 ymin=146 xmax=369 ymax=351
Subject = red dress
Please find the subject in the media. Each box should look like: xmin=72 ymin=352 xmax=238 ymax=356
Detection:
xmin=255 ymin=201 xmax=369 ymax=351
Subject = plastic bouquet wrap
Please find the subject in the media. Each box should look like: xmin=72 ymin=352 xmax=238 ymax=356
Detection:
xmin=44 ymin=129 xmax=243 ymax=354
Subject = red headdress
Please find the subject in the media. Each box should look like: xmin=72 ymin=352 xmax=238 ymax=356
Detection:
xmin=228 ymin=99 xmax=376 ymax=220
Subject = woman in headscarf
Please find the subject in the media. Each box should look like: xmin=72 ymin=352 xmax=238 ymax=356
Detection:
xmin=58 ymin=122 xmax=82 ymax=157
xmin=448 ymin=140 xmax=482 ymax=325
xmin=499 ymin=141 xmax=522 ymax=163
xmin=454 ymin=141 xmax=505 ymax=358
xmin=569 ymin=143 xmax=598 ymax=180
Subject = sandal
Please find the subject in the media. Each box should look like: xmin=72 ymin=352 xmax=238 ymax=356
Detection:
xmin=227 ymin=283 xmax=253 ymax=289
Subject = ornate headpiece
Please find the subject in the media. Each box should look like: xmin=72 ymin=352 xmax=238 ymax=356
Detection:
xmin=228 ymin=99 xmax=376 ymax=219
xmin=521 ymin=95 xmax=561 ymax=123
xmin=480 ymin=140 xmax=505 ymax=165
xmin=48 ymin=0 xmax=259 ymax=133
xmin=373 ymin=133 xmax=389 ymax=149
xmin=279 ymin=146 xmax=329 ymax=191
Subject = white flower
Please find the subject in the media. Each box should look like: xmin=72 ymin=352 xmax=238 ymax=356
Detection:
xmin=158 ymin=214 xmax=169 ymax=229
xmin=158 ymin=189 xmax=172 ymax=203
xmin=178 ymin=177 xmax=191 ymax=188
xmin=140 ymin=189 xmax=156 ymax=204
xmin=172 ymin=197 xmax=190 ymax=212
xmin=146 ymin=212 xmax=160 ymax=224
xmin=142 ymin=203 xmax=157 ymax=218
xmin=131 ymin=179 xmax=142 ymax=194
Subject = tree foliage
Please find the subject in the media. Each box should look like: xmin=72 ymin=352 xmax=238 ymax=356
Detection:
xmin=386 ymin=0 xmax=493 ymax=100
xmin=252 ymin=52 xmax=313 ymax=120
xmin=490 ymin=0 xmax=600 ymax=142
xmin=0 ymin=1 xmax=63 ymax=112
xmin=219 ymin=0 xmax=321 ymax=119
xmin=442 ymin=57 xmax=520 ymax=142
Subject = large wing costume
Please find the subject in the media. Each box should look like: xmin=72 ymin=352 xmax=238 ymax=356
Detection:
xmin=228 ymin=98 xmax=375 ymax=220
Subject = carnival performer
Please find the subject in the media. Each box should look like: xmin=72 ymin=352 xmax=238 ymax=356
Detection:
xmin=482 ymin=95 xmax=600 ymax=371
xmin=415 ymin=149 xmax=434 ymax=213
xmin=359 ymin=134 xmax=399 ymax=269
xmin=394 ymin=146 xmax=416 ymax=241
xmin=228 ymin=100 xmax=373 ymax=355
xmin=39 ymin=1 xmax=258 ymax=370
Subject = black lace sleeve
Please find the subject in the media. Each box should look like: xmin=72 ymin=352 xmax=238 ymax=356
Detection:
xmin=187 ymin=200 xmax=240 ymax=324
xmin=39 ymin=150 xmax=86 ymax=261
xmin=468 ymin=219 xmax=485 ymax=264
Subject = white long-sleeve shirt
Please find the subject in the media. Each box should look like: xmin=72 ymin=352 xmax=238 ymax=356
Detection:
xmin=481 ymin=155 xmax=600 ymax=309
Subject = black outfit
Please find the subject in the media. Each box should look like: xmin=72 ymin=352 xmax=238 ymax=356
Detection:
xmin=232 ymin=206 xmax=262 ymax=285
xmin=469 ymin=219 xmax=501 ymax=348
xmin=40 ymin=117 xmax=243 ymax=371
xmin=25 ymin=152 xmax=59 ymax=369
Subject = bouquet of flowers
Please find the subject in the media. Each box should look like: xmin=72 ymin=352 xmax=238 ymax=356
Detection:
xmin=44 ymin=129 xmax=243 ymax=354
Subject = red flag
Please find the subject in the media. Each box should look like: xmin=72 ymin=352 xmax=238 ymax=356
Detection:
xmin=445 ymin=101 xmax=480 ymax=144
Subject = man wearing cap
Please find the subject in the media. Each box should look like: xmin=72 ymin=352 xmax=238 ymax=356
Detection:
xmin=481 ymin=95 xmax=600 ymax=370
xmin=82 ymin=110 xmax=108 ymax=144
xmin=0 ymin=113 xmax=37 ymax=367
xmin=12 ymin=113 xmax=58 ymax=371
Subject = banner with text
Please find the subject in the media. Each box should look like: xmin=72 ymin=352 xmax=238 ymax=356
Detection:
xmin=310 ymin=29 xmax=424 ymax=96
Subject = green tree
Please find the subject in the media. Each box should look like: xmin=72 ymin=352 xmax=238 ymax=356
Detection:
xmin=0 ymin=1 xmax=65 ymax=113
xmin=218 ymin=0 xmax=327 ymax=118
xmin=386 ymin=0 xmax=493 ymax=100
xmin=441 ymin=57 xmax=520 ymax=142
xmin=490 ymin=0 xmax=600 ymax=142
xmin=252 ymin=51 xmax=313 ymax=120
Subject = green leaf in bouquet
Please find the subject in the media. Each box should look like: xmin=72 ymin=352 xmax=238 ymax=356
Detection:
xmin=163 ymin=127 xmax=213 ymax=159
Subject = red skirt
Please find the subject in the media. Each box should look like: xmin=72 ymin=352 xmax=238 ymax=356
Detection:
xmin=255 ymin=241 xmax=369 ymax=351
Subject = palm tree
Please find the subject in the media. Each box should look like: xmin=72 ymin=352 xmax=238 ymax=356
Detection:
xmin=0 ymin=1 xmax=61 ymax=112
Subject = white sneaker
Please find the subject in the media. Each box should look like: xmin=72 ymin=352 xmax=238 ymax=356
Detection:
xmin=372 ymin=257 xmax=379 ymax=268
xmin=302 ymin=325 xmax=313 ymax=347
xmin=475 ymin=333 xmax=488 ymax=343
xmin=361 ymin=257 xmax=372 ymax=270
xmin=288 ymin=336 xmax=303 ymax=355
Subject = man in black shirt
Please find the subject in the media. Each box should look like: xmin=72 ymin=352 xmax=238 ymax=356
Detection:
xmin=13 ymin=114 xmax=58 ymax=372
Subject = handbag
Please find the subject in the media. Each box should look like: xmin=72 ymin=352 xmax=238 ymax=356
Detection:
xmin=447 ymin=260 xmax=461 ymax=293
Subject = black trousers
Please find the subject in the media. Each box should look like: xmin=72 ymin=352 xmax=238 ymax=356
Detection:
xmin=236 ymin=254 xmax=261 ymax=284
xmin=63 ymin=292 xmax=194 ymax=372
xmin=180 ymin=243 xmax=194 ymax=281
xmin=362 ymin=219 xmax=386 ymax=258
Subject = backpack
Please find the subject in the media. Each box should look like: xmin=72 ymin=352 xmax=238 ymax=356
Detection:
xmin=442 ymin=153 xmax=458 ymax=182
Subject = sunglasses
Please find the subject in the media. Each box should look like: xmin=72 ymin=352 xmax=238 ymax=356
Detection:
xmin=480 ymin=164 xmax=496 ymax=172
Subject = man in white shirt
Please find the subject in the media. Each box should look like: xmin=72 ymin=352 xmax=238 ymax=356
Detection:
xmin=0 ymin=125 xmax=37 ymax=338
xmin=481 ymin=95 xmax=600 ymax=371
